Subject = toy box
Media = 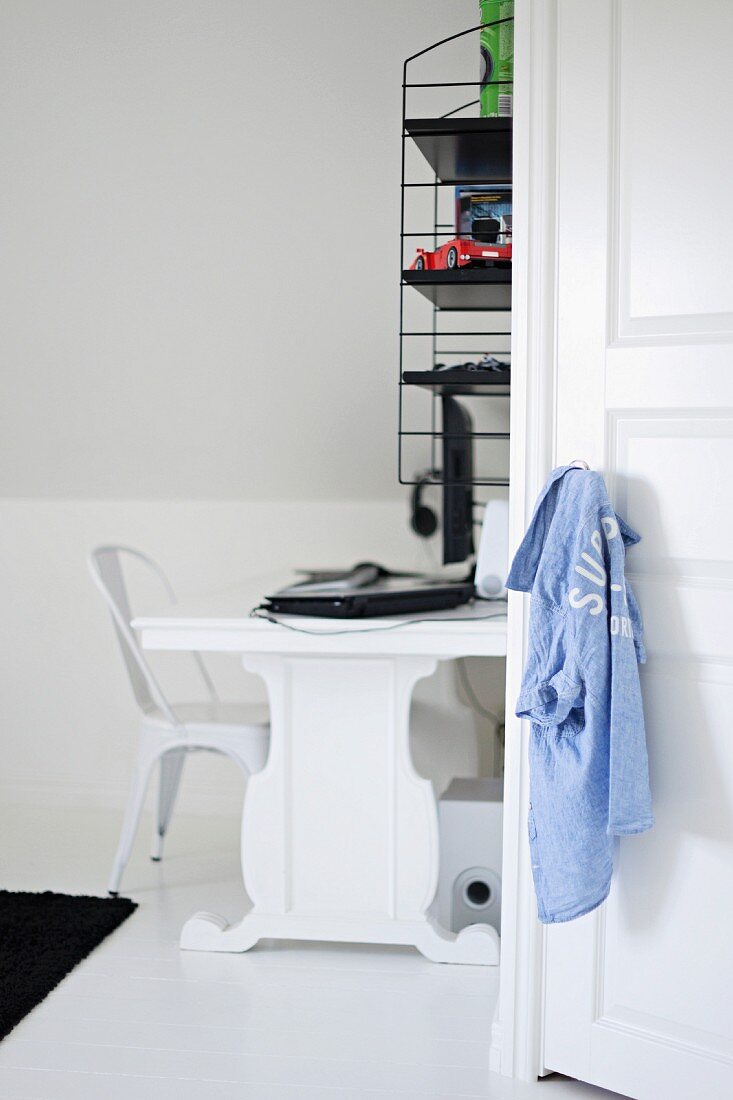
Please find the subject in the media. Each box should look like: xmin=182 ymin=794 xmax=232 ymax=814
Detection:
xmin=455 ymin=185 xmax=512 ymax=241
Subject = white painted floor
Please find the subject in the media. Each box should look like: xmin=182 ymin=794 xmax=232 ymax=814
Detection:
xmin=0 ymin=803 xmax=630 ymax=1100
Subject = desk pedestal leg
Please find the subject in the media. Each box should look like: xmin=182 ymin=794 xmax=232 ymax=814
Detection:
xmin=181 ymin=652 xmax=499 ymax=965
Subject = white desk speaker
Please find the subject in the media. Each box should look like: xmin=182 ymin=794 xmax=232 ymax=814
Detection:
xmin=475 ymin=498 xmax=509 ymax=599
xmin=437 ymin=777 xmax=503 ymax=936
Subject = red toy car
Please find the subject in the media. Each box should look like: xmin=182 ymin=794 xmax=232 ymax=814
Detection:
xmin=410 ymin=236 xmax=512 ymax=270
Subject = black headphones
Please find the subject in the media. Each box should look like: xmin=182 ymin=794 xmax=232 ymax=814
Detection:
xmin=410 ymin=472 xmax=438 ymax=538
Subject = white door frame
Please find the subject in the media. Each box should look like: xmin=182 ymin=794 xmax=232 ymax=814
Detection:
xmin=492 ymin=0 xmax=560 ymax=1080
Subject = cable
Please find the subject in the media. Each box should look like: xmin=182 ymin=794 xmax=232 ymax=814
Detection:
xmin=249 ymin=605 xmax=506 ymax=637
xmin=252 ymin=603 xmax=507 ymax=753
xmin=417 ymin=528 xmax=441 ymax=574
xmin=457 ymin=656 xmax=503 ymax=729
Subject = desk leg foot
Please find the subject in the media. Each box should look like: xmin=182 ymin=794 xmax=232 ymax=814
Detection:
xmin=180 ymin=911 xmax=498 ymax=964
xmin=414 ymin=916 xmax=500 ymax=965
xmin=180 ymin=911 xmax=261 ymax=953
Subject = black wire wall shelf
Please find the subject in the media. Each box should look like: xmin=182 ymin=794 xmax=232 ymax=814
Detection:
xmin=405 ymin=117 xmax=512 ymax=183
xmin=398 ymin=16 xmax=514 ymax=488
xmin=402 ymin=369 xmax=511 ymax=397
xmin=402 ymin=268 xmax=511 ymax=311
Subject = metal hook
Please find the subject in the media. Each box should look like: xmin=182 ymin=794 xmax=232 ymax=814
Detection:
xmin=570 ymin=459 xmax=590 ymax=470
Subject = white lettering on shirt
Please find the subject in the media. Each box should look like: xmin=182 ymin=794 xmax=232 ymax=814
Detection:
xmin=610 ymin=614 xmax=632 ymax=637
xmin=601 ymin=516 xmax=619 ymax=540
xmin=569 ymin=515 xmax=632 ymax=635
xmin=569 ymin=587 xmax=605 ymax=616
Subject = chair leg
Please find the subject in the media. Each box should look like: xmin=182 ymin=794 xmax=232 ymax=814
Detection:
xmin=151 ymin=749 xmax=186 ymax=862
xmin=108 ymin=737 xmax=160 ymax=896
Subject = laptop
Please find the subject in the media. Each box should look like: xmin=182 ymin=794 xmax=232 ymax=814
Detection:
xmin=263 ymin=566 xmax=475 ymax=619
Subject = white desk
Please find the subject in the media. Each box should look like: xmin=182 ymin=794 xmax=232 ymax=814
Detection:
xmin=135 ymin=579 xmax=506 ymax=965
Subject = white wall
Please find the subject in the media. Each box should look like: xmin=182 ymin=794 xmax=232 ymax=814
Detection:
xmin=0 ymin=0 xmax=475 ymax=500
xmin=0 ymin=0 xmax=505 ymax=820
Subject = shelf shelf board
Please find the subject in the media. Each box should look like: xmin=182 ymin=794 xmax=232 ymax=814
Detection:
xmin=402 ymin=369 xmax=510 ymax=396
xmin=402 ymin=267 xmax=511 ymax=311
xmin=405 ymin=117 xmax=512 ymax=183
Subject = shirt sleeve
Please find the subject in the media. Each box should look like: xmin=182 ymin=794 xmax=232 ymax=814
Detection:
xmin=568 ymin=510 xmax=654 ymax=836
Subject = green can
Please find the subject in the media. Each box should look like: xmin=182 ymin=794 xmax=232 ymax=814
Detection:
xmin=479 ymin=0 xmax=514 ymax=117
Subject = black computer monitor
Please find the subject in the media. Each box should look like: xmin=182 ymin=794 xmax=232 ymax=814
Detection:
xmin=441 ymin=395 xmax=475 ymax=564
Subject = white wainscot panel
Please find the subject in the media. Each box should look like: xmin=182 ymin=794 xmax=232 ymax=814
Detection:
xmin=600 ymin=671 xmax=733 ymax=1059
xmin=613 ymin=0 xmax=733 ymax=338
xmin=611 ymin=414 xmax=733 ymax=569
xmin=632 ymin=579 xmax=733 ymax=666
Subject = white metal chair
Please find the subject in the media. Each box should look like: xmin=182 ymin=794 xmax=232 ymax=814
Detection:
xmin=89 ymin=546 xmax=270 ymax=896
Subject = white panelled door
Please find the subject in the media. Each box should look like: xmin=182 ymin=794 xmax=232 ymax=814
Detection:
xmin=541 ymin=2 xmax=733 ymax=1098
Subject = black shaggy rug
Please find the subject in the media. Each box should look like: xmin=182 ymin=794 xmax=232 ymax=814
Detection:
xmin=0 ymin=890 xmax=137 ymax=1040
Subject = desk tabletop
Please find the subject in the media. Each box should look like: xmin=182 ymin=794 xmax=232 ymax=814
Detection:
xmin=134 ymin=574 xmax=507 ymax=659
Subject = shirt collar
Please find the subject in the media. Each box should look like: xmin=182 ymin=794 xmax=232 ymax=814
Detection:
xmin=506 ymin=465 xmax=640 ymax=592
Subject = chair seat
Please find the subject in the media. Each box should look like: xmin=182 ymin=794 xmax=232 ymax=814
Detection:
xmin=145 ymin=700 xmax=270 ymax=735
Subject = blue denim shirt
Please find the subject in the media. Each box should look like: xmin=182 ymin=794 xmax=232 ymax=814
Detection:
xmin=506 ymin=465 xmax=654 ymax=923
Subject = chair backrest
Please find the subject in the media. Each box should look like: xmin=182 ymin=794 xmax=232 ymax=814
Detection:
xmin=89 ymin=546 xmax=182 ymax=725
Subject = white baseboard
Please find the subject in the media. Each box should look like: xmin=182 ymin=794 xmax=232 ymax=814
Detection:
xmin=0 ymin=777 xmax=244 ymax=818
